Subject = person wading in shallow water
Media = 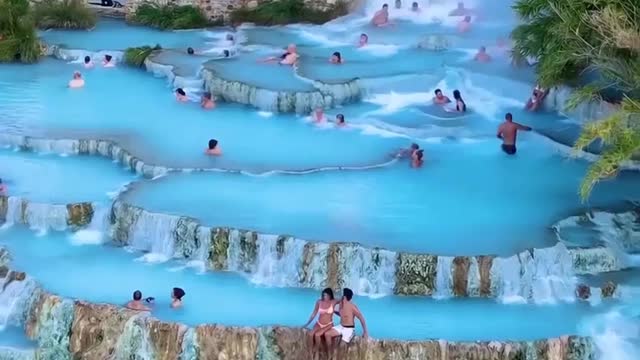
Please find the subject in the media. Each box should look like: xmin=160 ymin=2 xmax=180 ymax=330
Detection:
xmin=324 ymin=288 xmax=368 ymax=360
xmin=496 ymin=112 xmax=531 ymax=155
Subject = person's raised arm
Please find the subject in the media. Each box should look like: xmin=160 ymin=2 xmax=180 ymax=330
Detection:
xmin=303 ymin=301 xmax=320 ymax=328
xmin=354 ymin=305 xmax=368 ymax=339
xmin=516 ymin=122 xmax=532 ymax=131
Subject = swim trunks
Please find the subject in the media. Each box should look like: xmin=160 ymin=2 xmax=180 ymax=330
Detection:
xmin=501 ymin=144 xmax=516 ymax=155
xmin=332 ymin=325 xmax=355 ymax=343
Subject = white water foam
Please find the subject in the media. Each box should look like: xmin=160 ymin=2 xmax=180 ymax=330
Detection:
xmin=585 ymin=310 xmax=640 ymax=360
xmin=69 ymin=205 xmax=109 ymax=246
xmin=128 ymin=211 xmax=179 ymax=263
xmin=433 ymin=256 xmax=453 ymax=299
xmin=340 ymin=245 xmax=397 ymax=297
xmin=0 ymin=277 xmax=36 ymax=330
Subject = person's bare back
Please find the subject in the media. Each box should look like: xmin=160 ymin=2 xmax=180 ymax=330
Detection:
xmin=497 ymin=112 xmax=531 ymax=155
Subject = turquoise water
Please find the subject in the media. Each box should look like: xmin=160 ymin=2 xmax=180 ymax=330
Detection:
xmin=0 ymin=326 xmax=34 ymax=349
xmin=0 ymin=150 xmax=136 ymax=203
xmin=0 ymin=227 xmax=606 ymax=340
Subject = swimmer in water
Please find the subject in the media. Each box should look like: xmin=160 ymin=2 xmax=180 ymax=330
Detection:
xmin=201 ymin=92 xmax=215 ymax=109
xmin=411 ymin=2 xmax=420 ymax=12
xmin=329 ymin=51 xmax=343 ymax=64
xmin=187 ymin=47 xmax=195 ymax=55
xmin=395 ymin=0 xmax=402 ymax=8
xmin=175 ymin=88 xmax=188 ymax=102
xmin=335 ymin=113 xmax=346 ymax=127
xmin=171 ymin=287 xmax=185 ymax=309
xmin=312 ymin=107 xmax=326 ymax=123
xmin=103 ymin=54 xmax=115 ymax=67
xmin=0 ymin=178 xmax=6 ymax=196
xmin=83 ymin=56 xmax=94 ymax=69
xmin=474 ymin=46 xmax=491 ymax=62
xmin=411 ymin=149 xmax=424 ymax=168
xmin=226 ymin=33 xmax=235 ymax=45
xmin=125 ymin=290 xmax=152 ymax=311
xmin=68 ymin=71 xmax=85 ymax=88
xmin=433 ymin=88 xmax=451 ymax=104
xmin=205 ymin=139 xmax=222 ymax=156
xmin=358 ymin=33 xmax=369 ymax=47
xmin=259 ymin=44 xmax=299 ymax=66
xmin=451 ymin=89 xmax=466 ymax=112
xmin=371 ymin=4 xmax=393 ymax=27
xmin=397 ymin=143 xmax=419 ymax=158
xmin=223 ymin=49 xmax=230 ymax=58
xmin=449 ymin=1 xmax=469 ymax=16
xmin=497 ymin=112 xmax=531 ymax=155
xmin=525 ymin=85 xmax=548 ymax=111
xmin=458 ymin=15 xmax=472 ymax=33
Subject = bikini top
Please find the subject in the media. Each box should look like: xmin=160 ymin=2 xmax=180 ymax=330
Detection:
xmin=318 ymin=305 xmax=334 ymax=315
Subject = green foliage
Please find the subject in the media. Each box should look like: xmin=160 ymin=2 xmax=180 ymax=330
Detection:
xmin=33 ymin=0 xmax=97 ymax=30
xmin=231 ymin=0 xmax=348 ymax=26
xmin=513 ymin=0 xmax=640 ymax=199
xmin=123 ymin=44 xmax=161 ymax=68
xmin=131 ymin=3 xmax=209 ymax=30
xmin=0 ymin=0 xmax=40 ymax=63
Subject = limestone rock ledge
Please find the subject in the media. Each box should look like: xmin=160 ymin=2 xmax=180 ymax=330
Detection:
xmin=0 ymin=196 xmax=94 ymax=230
xmin=201 ymin=67 xmax=361 ymax=114
xmin=0 ymin=134 xmax=168 ymax=179
xmin=21 ymin=293 xmax=596 ymax=360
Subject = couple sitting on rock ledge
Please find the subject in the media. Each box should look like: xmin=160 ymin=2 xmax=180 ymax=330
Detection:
xmin=303 ymin=287 xmax=368 ymax=360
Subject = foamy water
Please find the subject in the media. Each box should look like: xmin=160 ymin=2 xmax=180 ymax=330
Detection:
xmin=69 ymin=230 xmax=104 ymax=245
xmin=584 ymin=310 xmax=640 ymax=360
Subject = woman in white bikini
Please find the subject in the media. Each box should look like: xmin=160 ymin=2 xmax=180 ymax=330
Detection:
xmin=303 ymin=288 xmax=338 ymax=357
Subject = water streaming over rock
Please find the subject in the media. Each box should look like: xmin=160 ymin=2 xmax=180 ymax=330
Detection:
xmin=337 ymin=244 xmax=397 ymax=296
xmin=0 ymin=276 xmax=37 ymax=330
xmin=434 ymin=256 xmax=454 ymax=299
xmin=1 ymin=197 xmax=68 ymax=233
xmin=114 ymin=316 xmax=153 ymax=360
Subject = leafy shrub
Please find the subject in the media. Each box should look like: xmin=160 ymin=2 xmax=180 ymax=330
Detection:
xmin=131 ymin=3 xmax=209 ymax=30
xmin=34 ymin=0 xmax=97 ymax=30
xmin=0 ymin=0 xmax=41 ymax=63
xmin=123 ymin=44 xmax=161 ymax=68
xmin=231 ymin=0 xmax=348 ymax=26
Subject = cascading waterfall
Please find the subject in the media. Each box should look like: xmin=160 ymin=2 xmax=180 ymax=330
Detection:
xmin=2 ymin=197 xmax=68 ymax=233
xmin=114 ymin=316 xmax=153 ymax=360
xmin=128 ymin=211 xmax=179 ymax=262
xmin=69 ymin=205 xmax=109 ymax=245
xmin=434 ymin=256 xmax=454 ymax=299
xmin=0 ymin=276 xmax=37 ymax=330
xmin=248 ymin=235 xmax=307 ymax=288
xmin=491 ymin=243 xmax=576 ymax=303
xmin=338 ymin=245 xmax=397 ymax=296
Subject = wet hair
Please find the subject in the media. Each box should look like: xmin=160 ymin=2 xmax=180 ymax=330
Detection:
xmin=360 ymin=33 xmax=368 ymax=40
xmin=395 ymin=0 xmax=401 ymax=5
xmin=332 ymin=51 xmax=342 ymax=62
xmin=173 ymin=287 xmax=186 ymax=300
xmin=208 ymin=139 xmax=218 ymax=149
xmin=505 ymin=112 xmax=513 ymax=121
xmin=336 ymin=114 xmax=345 ymax=123
xmin=415 ymin=149 xmax=424 ymax=161
xmin=410 ymin=143 xmax=419 ymax=150
xmin=187 ymin=47 xmax=195 ymax=55
xmin=84 ymin=56 xmax=90 ymax=64
xmin=434 ymin=88 xmax=442 ymax=95
xmin=464 ymin=15 xmax=471 ymax=22
xmin=203 ymin=92 xmax=212 ymax=100
xmin=223 ymin=50 xmax=230 ymax=57
xmin=412 ymin=1 xmax=418 ymax=7
xmin=343 ymin=288 xmax=354 ymax=301
xmin=133 ymin=290 xmax=142 ymax=301
xmin=176 ymin=88 xmax=186 ymax=96
xmin=105 ymin=54 xmax=112 ymax=62
xmin=321 ymin=288 xmax=335 ymax=300
xmin=453 ymin=90 xmax=467 ymax=111
xmin=382 ymin=3 xmax=388 ymax=8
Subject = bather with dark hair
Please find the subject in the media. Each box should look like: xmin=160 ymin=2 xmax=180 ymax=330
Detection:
xmin=205 ymin=139 xmax=222 ymax=156
xmin=171 ymin=287 xmax=186 ymax=308
xmin=304 ymin=288 xmax=338 ymax=355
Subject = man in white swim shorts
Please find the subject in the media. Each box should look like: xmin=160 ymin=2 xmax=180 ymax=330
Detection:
xmin=324 ymin=288 xmax=368 ymax=359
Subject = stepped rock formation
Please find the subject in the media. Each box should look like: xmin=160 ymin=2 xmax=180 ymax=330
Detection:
xmin=0 ymin=196 xmax=95 ymax=231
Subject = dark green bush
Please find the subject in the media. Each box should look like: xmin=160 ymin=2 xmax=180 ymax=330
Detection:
xmin=123 ymin=44 xmax=161 ymax=68
xmin=33 ymin=0 xmax=97 ymax=30
xmin=0 ymin=0 xmax=41 ymax=63
xmin=131 ymin=3 xmax=209 ymax=30
xmin=231 ymin=0 xmax=348 ymax=26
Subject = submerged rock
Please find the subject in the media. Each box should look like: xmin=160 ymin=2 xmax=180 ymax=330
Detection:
xmin=394 ymin=253 xmax=437 ymax=295
xmin=66 ymin=202 xmax=94 ymax=228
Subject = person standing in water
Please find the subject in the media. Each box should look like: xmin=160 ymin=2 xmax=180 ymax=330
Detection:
xmin=358 ymin=33 xmax=369 ymax=47
xmin=126 ymin=290 xmax=152 ymax=311
xmin=205 ymin=139 xmax=222 ymax=156
xmin=458 ymin=15 xmax=472 ymax=33
xmin=83 ymin=56 xmax=94 ymax=68
xmin=312 ymin=107 xmax=326 ymax=123
xmin=171 ymin=287 xmax=185 ymax=309
xmin=474 ymin=46 xmax=491 ymax=62
xmin=324 ymin=288 xmax=368 ymax=359
xmin=433 ymin=89 xmax=451 ymax=104
xmin=395 ymin=0 xmax=402 ymax=9
xmin=371 ymin=4 xmax=392 ymax=27
xmin=496 ymin=112 xmax=531 ymax=155
xmin=201 ymin=92 xmax=215 ymax=109
xmin=304 ymin=288 xmax=339 ymax=358
xmin=68 ymin=71 xmax=85 ymax=88
xmin=411 ymin=149 xmax=424 ymax=168
xmin=335 ymin=114 xmax=346 ymax=127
